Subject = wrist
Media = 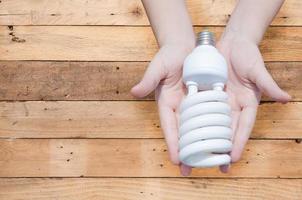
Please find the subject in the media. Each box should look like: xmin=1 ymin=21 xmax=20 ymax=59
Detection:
xmin=160 ymin=37 xmax=195 ymax=55
xmin=220 ymin=25 xmax=259 ymax=46
xmin=221 ymin=0 xmax=282 ymax=46
xmin=159 ymin=28 xmax=196 ymax=48
xmin=159 ymin=42 xmax=195 ymax=63
xmin=217 ymin=27 xmax=258 ymax=58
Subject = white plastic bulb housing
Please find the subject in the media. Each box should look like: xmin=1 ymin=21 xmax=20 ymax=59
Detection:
xmin=183 ymin=45 xmax=228 ymax=90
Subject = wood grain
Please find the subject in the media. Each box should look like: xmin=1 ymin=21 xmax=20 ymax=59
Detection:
xmin=0 ymin=178 xmax=301 ymax=200
xmin=0 ymin=26 xmax=301 ymax=61
xmin=0 ymin=101 xmax=301 ymax=139
xmin=0 ymin=0 xmax=300 ymax=195
xmin=0 ymin=0 xmax=300 ymax=26
xmin=0 ymin=139 xmax=301 ymax=177
xmin=0 ymin=61 xmax=300 ymax=101
xmin=0 ymin=61 xmax=146 ymax=101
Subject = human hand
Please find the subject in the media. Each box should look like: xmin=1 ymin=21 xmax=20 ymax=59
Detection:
xmin=131 ymin=43 xmax=194 ymax=176
xmin=216 ymin=31 xmax=291 ymax=172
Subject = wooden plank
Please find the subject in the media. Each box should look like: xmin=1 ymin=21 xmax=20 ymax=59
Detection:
xmin=0 ymin=178 xmax=301 ymax=200
xmin=0 ymin=101 xmax=161 ymax=139
xmin=0 ymin=61 xmax=147 ymax=101
xmin=0 ymin=101 xmax=301 ymax=139
xmin=0 ymin=61 xmax=300 ymax=101
xmin=254 ymin=102 xmax=302 ymax=139
xmin=265 ymin=62 xmax=302 ymax=101
xmin=0 ymin=139 xmax=301 ymax=177
xmin=0 ymin=0 xmax=300 ymax=26
xmin=0 ymin=26 xmax=301 ymax=61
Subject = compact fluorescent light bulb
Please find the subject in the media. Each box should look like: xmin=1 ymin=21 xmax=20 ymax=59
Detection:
xmin=179 ymin=31 xmax=232 ymax=168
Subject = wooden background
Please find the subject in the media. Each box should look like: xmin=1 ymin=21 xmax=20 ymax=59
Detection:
xmin=0 ymin=0 xmax=301 ymax=199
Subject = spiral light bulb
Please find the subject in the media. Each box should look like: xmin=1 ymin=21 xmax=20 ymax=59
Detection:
xmin=179 ymin=31 xmax=232 ymax=168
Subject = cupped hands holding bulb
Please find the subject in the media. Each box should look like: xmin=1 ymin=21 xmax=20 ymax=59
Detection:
xmin=131 ymin=32 xmax=290 ymax=175
xmin=132 ymin=0 xmax=290 ymax=176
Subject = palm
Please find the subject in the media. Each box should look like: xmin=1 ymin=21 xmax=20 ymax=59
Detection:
xmin=155 ymin=45 xmax=186 ymax=110
xmin=132 ymin=44 xmax=192 ymax=174
xmin=217 ymin=38 xmax=289 ymax=165
xmin=224 ymin=50 xmax=261 ymax=162
xmin=154 ymin=46 xmax=191 ymax=173
xmin=226 ymin=62 xmax=261 ymax=150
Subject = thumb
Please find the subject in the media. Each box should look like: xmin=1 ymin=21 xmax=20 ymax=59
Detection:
xmin=131 ymin=52 xmax=166 ymax=98
xmin=254 ymin=63 xmax=291 ymax=103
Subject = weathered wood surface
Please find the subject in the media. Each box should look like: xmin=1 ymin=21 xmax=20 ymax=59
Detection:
xmin=0 ymin=0 xmax=300 ymax=26
xmin=0 ymin=178 xmax=301 ymax=200
xmin=0 ymin=101 xmax=301 ymax=139
xmin=0 ymin=61 xmax=300 ymax=101
xmin=0 ymin=139 xmax=301 ymax=177
xmin=0 ymin=0 xmax=301 ymax=197
xmin=0 ymin=27 xmax=301 ymax=61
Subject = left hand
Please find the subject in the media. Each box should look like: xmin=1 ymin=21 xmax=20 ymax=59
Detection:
xmin=216 ymin=32 xmax=291 ymax=172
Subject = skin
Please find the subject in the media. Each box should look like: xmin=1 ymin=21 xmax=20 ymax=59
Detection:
xmin=131 ymin=0 xmax=291 ymax=175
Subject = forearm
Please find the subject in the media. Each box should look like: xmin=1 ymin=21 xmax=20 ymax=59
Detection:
xmin=142 ymin=0 xmax=195 ymax=49
xmin=223 ymin=0 xmax=284 ymax=44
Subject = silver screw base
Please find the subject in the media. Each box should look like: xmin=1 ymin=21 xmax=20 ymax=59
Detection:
xmin=197 ymin=31 xmax=215 ymax=46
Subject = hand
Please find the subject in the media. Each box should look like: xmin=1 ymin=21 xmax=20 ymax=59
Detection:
xmin=216 ymin=32 xmax=291 ymax=172
xmin=131 ymin=43 xmax=194 ymax=176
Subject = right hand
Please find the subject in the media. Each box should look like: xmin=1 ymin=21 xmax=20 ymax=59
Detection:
xmin=131 ymin=43 xmax=194 ymax=176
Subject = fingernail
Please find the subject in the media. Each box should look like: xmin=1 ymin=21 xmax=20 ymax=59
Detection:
xmin=220 ymin=164 xmax=230 ymax=173
xmin=180 ymin=164 xmax=192 ymax=176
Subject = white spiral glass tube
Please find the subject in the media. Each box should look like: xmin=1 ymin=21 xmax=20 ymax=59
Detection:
xmin=179 ymin=31 xmax=232 ymax=168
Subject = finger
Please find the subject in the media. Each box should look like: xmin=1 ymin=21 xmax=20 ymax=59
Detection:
xmin=253 ymin=62 xmax=291 ymax=103
xmin=219 ymin=111 xmax=239 ymax=173
xmin=180 ymin=164 xmax=192 ymax=176
xmin=219 ymin=164 xmax=230 ymax=173
xmin=131 ymin=52 xmax=166 ymax=98
xmin=158 ymin=105 xmax=180 ymax=165
xmin=231 ymin=106 xmax=257 ymax=162
xmin=230 ymin=110 xmax=240 ymax=141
